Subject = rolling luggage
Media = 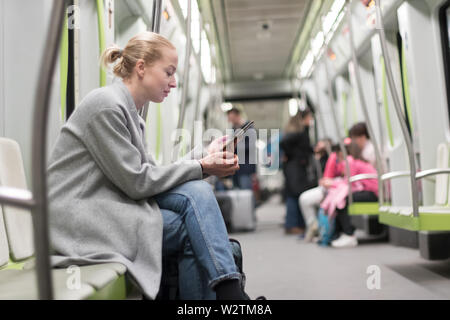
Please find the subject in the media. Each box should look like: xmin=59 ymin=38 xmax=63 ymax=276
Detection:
xmin=215 ymin=190 xmax=256 ymax=232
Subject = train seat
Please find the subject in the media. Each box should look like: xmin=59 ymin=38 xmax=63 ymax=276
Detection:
xmin=379 ymin=143 xmax=450 ymax=231
xmin=0 ymin=137 xmax=128 ymax=299
xmin=347 ymin=173 xmax=379 ymax=217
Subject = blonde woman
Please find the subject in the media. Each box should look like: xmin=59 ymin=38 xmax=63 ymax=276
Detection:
xmin=47 ymin=32 xmax=249 ymax=300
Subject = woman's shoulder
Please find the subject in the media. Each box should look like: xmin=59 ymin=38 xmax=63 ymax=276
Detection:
xmin=353 ymin=158 xmax=376 ymax=172
xmin=74 ymin=86 xmax=128 ymax=119
xmin=79 ymin=86 xmax=122 ymax=111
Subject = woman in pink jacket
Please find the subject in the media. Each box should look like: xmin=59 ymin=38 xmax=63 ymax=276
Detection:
xmin=323 ymin=142 xmax=378 ymax=248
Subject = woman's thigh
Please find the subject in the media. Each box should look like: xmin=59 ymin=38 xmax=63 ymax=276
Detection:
xmin=352 ymin=191 xmax=378 ymax=202
xmin=155 ymin=180 xmax=218 ymax=213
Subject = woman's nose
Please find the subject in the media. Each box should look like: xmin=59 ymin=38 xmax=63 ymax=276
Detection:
xmin=170 ymin=77 xmax=176 ymax=88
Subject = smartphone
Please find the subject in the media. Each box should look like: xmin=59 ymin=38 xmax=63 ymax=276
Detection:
xmin=222 ymin=121 xmax=255 ymax=152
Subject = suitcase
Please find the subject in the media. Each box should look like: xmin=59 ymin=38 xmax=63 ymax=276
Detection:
xmin=215 ymin=190 xmax=256 ymax=232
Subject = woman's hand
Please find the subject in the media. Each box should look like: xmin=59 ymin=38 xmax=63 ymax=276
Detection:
xmin=319 ymin=178 xmax=333 ymax=189
xmin=199 ymin=152 xmax=239 ymax=178
xmin=206 ymin=136 xmax=228 ymax=154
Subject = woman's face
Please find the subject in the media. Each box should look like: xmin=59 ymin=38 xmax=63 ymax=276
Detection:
xmin=142 ymin=47 xmax=178 ymax=103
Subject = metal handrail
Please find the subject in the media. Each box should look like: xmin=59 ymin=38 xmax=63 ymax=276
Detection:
xmin=381 ymin=171 xmax=411 ymax=181
xmin=311 ymin=77 xmax=330 ymax=141
xmin=349 ymin=174 xmax=378 ymax=183
xmin=375 ymin=0 xmax=419 ymax=218
xmin=0 ymin=187 xmax=34 ymax=209
xmin=29 ymin=0 xmax=67 ymax=300
xmin=174 ymin=0 xmax=192 ymax=152
xmin=346 ymin=0 xmax=385 ymax=207
xmin=320 ymin=23 xmax=352 ymax=207
xmin=151 ymin=0 xmax=162 ymax=34
xmin=323 ymin=57 xmax=353 ymax=207
xmin=192 ymin=14 xmax=203 ymax=147
xmin=415 ymin=168 xmax=450 ymax=180
xmin=140 ymin=0 xmax=163 ymax=121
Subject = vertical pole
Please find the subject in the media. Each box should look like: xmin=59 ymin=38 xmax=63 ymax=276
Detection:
xmin=140 ymin=0 xmax=163 ymax=120
xmin=322 ymin=55 xmax=353 ymax=207
xmin=174 ymin=0 xmax=192 ymax=152
xmin=32 ymin=0 xmax=68 ymax=299
xmin=192 ymin=14 xmax=203 ymax=147
xmin=375 ymin=0 xmax=419 ymax=217
xmin=346 ymin=0 xmax=385 ymax=206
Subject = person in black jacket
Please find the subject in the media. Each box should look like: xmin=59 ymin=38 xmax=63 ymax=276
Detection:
xmin=227 ymin=108 xmax=257 ymax=190
xmin=280 ymin=109 xmax=314 ymax=235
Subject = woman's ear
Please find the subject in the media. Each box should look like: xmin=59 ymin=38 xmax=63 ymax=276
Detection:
xmin=135 ymin=59 xmax=145 ymax=78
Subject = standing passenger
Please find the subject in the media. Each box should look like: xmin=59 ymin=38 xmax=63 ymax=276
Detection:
xmin=280 ymin=109 xmax=314 ymax=235
xmin=47 ymin=32 xmax=251 ymax=300
xmin=226 ymin=107 xmax=257 ymax=191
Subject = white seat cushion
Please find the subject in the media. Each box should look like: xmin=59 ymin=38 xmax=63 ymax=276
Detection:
xmin=0 ymin=268 xmax=94 ymax=300
xmin=0 ymin=138 xmax=34 ymax=261
xmin=436 ymin=143 xmax=450 ymax=205
xmin=0 ymin=206 xmax=9 ymax=268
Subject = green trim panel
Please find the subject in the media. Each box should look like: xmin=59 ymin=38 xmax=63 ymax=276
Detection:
xmin=401 ymin=42 xmax=414 ymax=133
xmin=351 ymin=89 xmax=357 ymax=124
xmin=88 ymin=274 xmax=127 ymax=300
xmin=378 ymin=211 xmax=450 ymax=231
xmin=379 ymin=211 xmax=419 ymax=231
xmin=0 ymin=258 xmax=26 ymax=271
xmin=342 ymin=92 xmax=348 ymax=136
xmin=419 ymin=212 xmax=450 ymax=231
xmin=96 ymin=0 xmax=106 ymax=87
xmin=381 ymin=57 xmax=394 ymax=147
xmin=348 ymin=202 xmax=379 ymax=216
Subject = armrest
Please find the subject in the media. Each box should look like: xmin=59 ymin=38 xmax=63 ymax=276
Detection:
xmin=0 ymin=186 xmax=34 ymax=209
xmin=381 ymin=171 xmax=410 ymax=181
xmin=415 ymin=168 xmax=450 ymax=180
xmin=349 ymin=174 xmax=378 ymax=183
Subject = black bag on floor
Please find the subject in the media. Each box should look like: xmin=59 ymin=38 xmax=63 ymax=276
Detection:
xmin=156 ymin=238 xmax=247 ymax=300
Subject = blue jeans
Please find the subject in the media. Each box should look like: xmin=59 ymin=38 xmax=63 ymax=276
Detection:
xmin=285 ymin=195 xmax=306 ymax=229
xmin=154 ymin=180 xmax=242 ymax=300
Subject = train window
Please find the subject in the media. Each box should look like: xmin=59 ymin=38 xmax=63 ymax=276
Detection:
xmin=439 ymin=1 xmax=450 ymax=123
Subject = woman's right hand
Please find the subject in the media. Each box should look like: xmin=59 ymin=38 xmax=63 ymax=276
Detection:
xmin=199 ymin=152 xmax=239 ymax=178
xmin=319 ymin=178 xmax=333 ymax=189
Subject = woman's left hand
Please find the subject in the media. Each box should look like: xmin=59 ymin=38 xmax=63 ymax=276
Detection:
xmin=207 ymin=136 xmax=228 ymax=154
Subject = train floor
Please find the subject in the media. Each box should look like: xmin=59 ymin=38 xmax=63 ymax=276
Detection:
xmin=231 ymin=194 xmax=450 ymax=300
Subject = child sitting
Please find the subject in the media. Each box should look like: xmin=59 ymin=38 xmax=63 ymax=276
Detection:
xmin=320 ymin=141 xmax=378 ymax=248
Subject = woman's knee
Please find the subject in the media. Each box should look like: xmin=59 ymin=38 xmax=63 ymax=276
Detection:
xmin=175 ymin=180 xmax=215 ymax=200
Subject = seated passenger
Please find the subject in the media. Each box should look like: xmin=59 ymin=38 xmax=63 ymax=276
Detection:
xmin=320 ymin=142 xmax=378 ymax=248
xmin=299 ymin=144 xmax=345 ymax=242
xmin=349 ymin=122 xmax=376 ymax=166
xmin=47 ymin=32 xmax=250 ymax=300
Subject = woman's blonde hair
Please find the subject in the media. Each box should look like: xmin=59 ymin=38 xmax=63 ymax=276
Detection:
xmin=100 ymin=31 xmax=176 ymax=79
